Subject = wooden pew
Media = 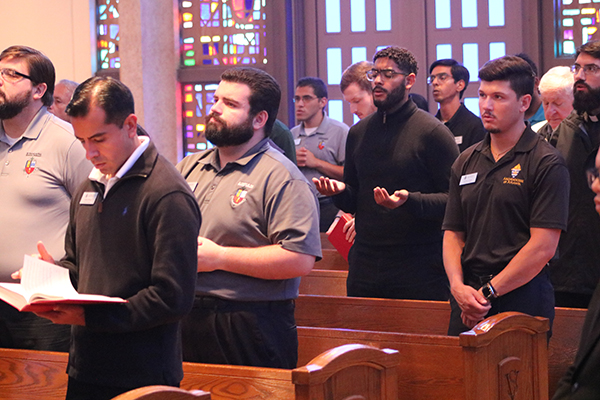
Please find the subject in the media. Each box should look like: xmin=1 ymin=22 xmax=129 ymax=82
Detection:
xmin=0 ymin=344 xmax=397 ymax=400
xmin=299 ymin=269 xmax=348 ymax=296
xmin=0 ymin=314 xmax=547 ymax=400
xmin=295 ymin=294 xmax=587 ymax=397
xmin=112 ymin=386 xmax=211 ymax=399
xmin=315 ymin=249 xmax=349 ymax=271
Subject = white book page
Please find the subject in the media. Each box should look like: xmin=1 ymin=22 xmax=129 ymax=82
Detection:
xmin=21 ymin=255 xmax=79 ymax=300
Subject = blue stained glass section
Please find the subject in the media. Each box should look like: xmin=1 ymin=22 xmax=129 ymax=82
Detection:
xmin=488 ymin=0 xmax=505 ymax=26
xmin=352 ymin=47 xmax=367 ymax=63
xmin=326 ymin=0 xmax=341 ymax=33
xmin=351 ymin=0 xmax=366 ymax=32
xmin=328 ymin=100 xmax=344 ymax=123
xmin=462 ymin=43 xmax=480 ymax=82
xmin=327 ymin=48 xmax=343 ymax=85
xmin=436 ymin=44 xmax=452 ymax=60
xmin=462 ymin=0 xmax=478 ymax=28
xmin=464 ymin=98 xmax=480 ymax=116
xmin=435 ymin=0 xmax=451 ymax=29
xmin=489 ymin=42 xmax=506 ymax=60
xmin=375 ymin=0 xmax=391 ymax=31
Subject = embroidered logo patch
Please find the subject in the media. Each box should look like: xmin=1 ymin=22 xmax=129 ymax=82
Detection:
xmin=24 ymin=157 xmax=36 ymax=175
xmin=318 ymin=140 xmax=325 ymax=150
xmin=503 ymin=164 xmax=524 ymax=186
xmin=231 ymin=182 xmax=254 ymax=208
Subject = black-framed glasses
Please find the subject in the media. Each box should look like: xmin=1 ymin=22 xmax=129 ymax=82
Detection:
xmin=427 ymin=72 xmax=451 ymax=85
xmin=587 ymin=167 xmax=600 ymax=188
xmin=571 ymin=64 xmax=600 ymax=76
xmin=0 ymin=68 xmax=34 ymax=83
xmin=366 ymin=68 xmax=407 ymax=81
xmin=293 ymin=95 xmax=319 ymax=103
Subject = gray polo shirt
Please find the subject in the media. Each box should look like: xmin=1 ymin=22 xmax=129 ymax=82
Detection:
xmin=0 ymin=107 xmax=92 ymax=281
xmin=177 ymin=139 xmax=321 ymax=301
xmin=291 ymin=113 xmax=349 ymax=193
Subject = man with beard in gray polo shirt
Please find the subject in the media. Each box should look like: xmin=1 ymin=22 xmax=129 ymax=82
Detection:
xmin=177 ymin=67 xmax=321 ymax=369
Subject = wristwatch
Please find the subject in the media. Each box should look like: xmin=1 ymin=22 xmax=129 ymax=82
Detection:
xmin=481 ymin=282 xmax=498 ymax=300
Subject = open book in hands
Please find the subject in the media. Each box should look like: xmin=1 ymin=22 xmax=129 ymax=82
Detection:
xmin=0 ymin=255 xmax=126 ymax=312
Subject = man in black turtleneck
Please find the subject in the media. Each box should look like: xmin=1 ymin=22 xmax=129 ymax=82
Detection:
xmin=314 ymin=46 xmax=459 ymax=300
xmin=547 ymin=40 xmax=600 ymax=309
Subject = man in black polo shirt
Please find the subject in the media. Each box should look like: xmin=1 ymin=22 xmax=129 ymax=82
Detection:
xmin=442 ymin=55 xmax=569 ymax=335
xmin=428 ymin=59 xmax=485 ymax=152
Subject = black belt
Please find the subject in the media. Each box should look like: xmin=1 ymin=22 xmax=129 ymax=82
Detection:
xmin=193 ymin=296 xmax=294 ymax=311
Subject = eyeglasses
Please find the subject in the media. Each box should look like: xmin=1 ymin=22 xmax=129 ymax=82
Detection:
xmin=427 ymin=72 xmax=451 ymax=85
xmin=366 ymin=68 xmax=407 ymax=81
xmin=587 ymin=167 xmax=600 ymax=188
xmin=0 ymin=68 xmax=34 ymax=83
xmin=571 ymin=64 xmax=600 ymax=76
xmin=293 ymin=95 xmax=319 ymax=103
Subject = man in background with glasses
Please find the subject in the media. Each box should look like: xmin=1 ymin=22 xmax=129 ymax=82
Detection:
xmin=429 ymin=59 xmax=485 ymax=152
xmin=546 ymin=40 xmax=600 ymax=309
xmin=314 ymin=46 xmax=458 ymax=300
xmin=291 ymin=77 xmax=349 ymax=231
xmin=0 ymin=45 xmax=91 ymax=351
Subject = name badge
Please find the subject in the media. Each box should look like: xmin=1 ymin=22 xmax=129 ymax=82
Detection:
xmin=294 ymin=138 xmax=301 ymax=146
xmin=459 ymin=173 xmax=478 ymax=186
xmin=455 ymin=136 xmax=463 ymax=145
xmin=188 ymin=182 xmax=198 ymax=192
xmin=80 ymin=192 xmax=98 ymax=205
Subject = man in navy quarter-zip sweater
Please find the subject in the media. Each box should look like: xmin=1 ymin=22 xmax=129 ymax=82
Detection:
xmin=34 ymin=76 xmax=201 ymax=400
xmin=314 ymin=46 xmax=459 ymax=301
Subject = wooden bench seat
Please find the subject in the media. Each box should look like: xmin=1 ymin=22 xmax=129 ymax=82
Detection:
xmin=295 ymin=294 xmax=587 ymax=397
xmin=0 ymin=312 xmax=549 ymax=400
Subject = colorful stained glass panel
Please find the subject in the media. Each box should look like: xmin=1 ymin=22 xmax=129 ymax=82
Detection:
xmin=181 ymin=82 xmax=219 ymax=156
xmin=556 ymin=2 xmax=600 ymax=56
xmin=97 ymin=0 xmax=120 ymax=70
xmin=179 ymin=0 xmax=268 ymax=67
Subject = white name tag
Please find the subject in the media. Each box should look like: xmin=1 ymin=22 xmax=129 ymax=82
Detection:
xmin=80 ymin=192 xmax=98 ymax=205
xmin=188 ymin=182 xmax=198 ymax=192
xmin=459 ymin=173 xmax=478 ymax=186
xmin=294 ymin=138 xmax=301 ymax=145
xmin=455 ymin=136 xmax=463 ymax=145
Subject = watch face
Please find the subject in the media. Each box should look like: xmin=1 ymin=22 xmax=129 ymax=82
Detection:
xmin=482 ymin=284 xmax=492 ymax=299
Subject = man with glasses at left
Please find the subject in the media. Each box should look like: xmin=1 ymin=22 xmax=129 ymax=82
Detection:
xmin=291 ymin=77 xmax=349 ymax=231
xmin=314 ymin=46 xmax=459 ymax=300
xmin=0 ymin=45 xmax=91 ymax=351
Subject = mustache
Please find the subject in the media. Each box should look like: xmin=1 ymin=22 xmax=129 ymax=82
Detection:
xmin=372 ymin=84 xmax=388 ymax=94
xmin=206 ymin=113 xmax=226 ymax=126
xmin=574 ymin=80 xmax=592 ymax=91
xmin=481 ymin=111 xmax=496 ymax=119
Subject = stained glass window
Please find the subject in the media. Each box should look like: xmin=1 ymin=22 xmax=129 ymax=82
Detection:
xmin=97 ymin=0 xmax=120 ymax=70
xmin=182 ymin=82 xmax=219 ymax=156
xmin=180 ymin=0 xmax=268 ymax=67
xmin=556 ymin=2 xmax=600 ymax=57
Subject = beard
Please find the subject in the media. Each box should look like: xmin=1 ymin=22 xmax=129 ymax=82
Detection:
xmin=0 ymin=89 xmax=31 ymax=120
xmin=205 ymin=113 xmax=254 ymax=147
xmin=373 ymin=81 xmax=407 ymax=111
xmin=573 ymin=80 xmax=600 ymax=114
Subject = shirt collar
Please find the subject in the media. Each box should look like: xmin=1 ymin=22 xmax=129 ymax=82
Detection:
xmin=89 ymin=136 xmax=150 ymax=195
xmin=299 ymin=113 xmax=330 ymax=137
xmin=475 ymin=124 xmax=538 ymax=158
xmin=201 ymin=137 xmax=272 ymax=171
xmin=0 ymin=106 xmax=50 ymax=145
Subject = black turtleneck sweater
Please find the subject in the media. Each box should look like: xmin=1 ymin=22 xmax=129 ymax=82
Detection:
xmin=333 ymin=99 xmax=459 ymax=249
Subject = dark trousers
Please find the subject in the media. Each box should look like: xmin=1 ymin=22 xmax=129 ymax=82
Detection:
xmin=181 ymin=296 xmax=298 ymax=369
xmin=346 ymin=241 xmax=450 ymax=301
xmin=65 ymin=376 xmax=173 ymax=400
xmin=319 ymin=197 xmax=340 ymax=232
xmin=0 ymin=302 xmax=70 ymax=351
xmin=448 ymin=269 xmax=555 ymax=337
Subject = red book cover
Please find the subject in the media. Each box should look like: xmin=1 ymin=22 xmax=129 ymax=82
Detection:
xmin=327 ymin=214 xmax=353 ymax=261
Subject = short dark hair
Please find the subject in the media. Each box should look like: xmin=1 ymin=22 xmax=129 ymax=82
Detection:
xmin=515 ymin=53 xmax=539 ymax=77
xmin=0 ymin=45 xmax=55 ymax=107
xmin=428 ymin=58 xmax=470 ymax=99
xmin=373 ymin=46 xmax=418 ymax=75
xmin=479 ymin=55 xmax=535 ymax=99
xmin=66 ymin=76 xmax=134 ymax=128
xmin=221 ymin=67 xmax=281 ymax=135
xmin=297 ymin=77 xmax=328 ymax=99
xmin=576 ymin=40 xmax=600 ymax=60
xmin=340 ymin=61 xmax=373 ymax=93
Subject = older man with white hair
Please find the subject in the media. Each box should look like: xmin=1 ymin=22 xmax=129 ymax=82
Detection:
xmin=532 ymin=66 xmax=574 ymax=138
